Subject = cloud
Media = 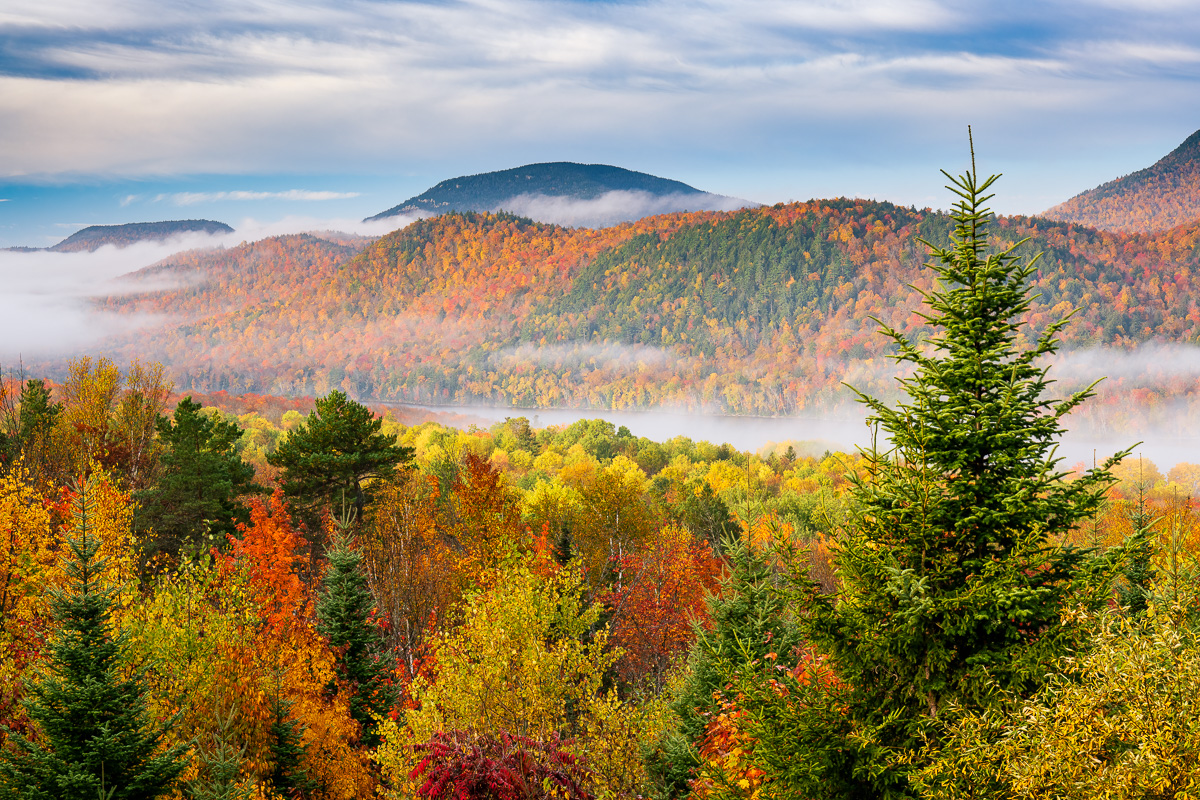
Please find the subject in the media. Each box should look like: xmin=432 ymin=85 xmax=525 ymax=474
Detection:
xmin=0 ymin=239 xmax=215 ymax=360
xmin=1046 ymin=344 xmax=1200 ymax=383
xmin=491 ymin=342 xmax=675 ymax=373
xmin=493 ymin=190 xmax=754 ymax=227
xmin=0 ymin=211 xmax=419 ymax=361
xmin=0 ymin=0 xmax=1196 ymax=217
xmin=157 ymin=189 xmax=361 ymax=205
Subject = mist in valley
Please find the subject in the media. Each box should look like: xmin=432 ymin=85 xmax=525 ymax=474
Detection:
xmin=6 ymin=216 xmax=1200 ymax=477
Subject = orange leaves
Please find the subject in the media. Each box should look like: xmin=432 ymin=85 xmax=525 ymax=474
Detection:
xmin=604 ymin=525 xmax=721 ymax=690
xmin=223 ymin=487 xmax=313 ymax=633
xmin=448 ymin=452 xmax=527 ymax=576
xmin=691 ymin=691 xmax=766 ymax=800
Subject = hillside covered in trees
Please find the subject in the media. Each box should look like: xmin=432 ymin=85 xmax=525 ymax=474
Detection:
xmin=45 ymin=220 xmax=234 ymax=252
xmin=1043 ymin=128 xmax=1200 ymax=233
xmin=88 ymin=195 xmax=1200 ymax=431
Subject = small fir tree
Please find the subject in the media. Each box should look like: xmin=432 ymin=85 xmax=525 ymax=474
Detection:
xmin=267 ymin=694 xmax=316 ymax=800
xmin=802 ymin=139 xmax=1129 ymax=793
xmin=315 ymin=526 xmax=396 ymax=747
xmin=187 ymin=705 xmax=254 ymax=800
xmin=646 ymin=536 xmax=801 ymax=799
xmin=1117 ymin=481 xmax=1156 ymax=618
xmin=0 ymin=478 xmax=188 ymax=800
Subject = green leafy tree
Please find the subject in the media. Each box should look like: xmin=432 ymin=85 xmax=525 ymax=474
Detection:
xmin=676 ymin=480 xmax=735 ymax=555
xmin=0 ymin=479 xmax=188 ymax=800
xmin=315 ymin=529 xmax=396 ymax=747
xmin=135 ymin=397 xmax=259 ymax=566
xmin=266 ymin=391 xmax=412 ymax=522
xmin=801 ymin=143 xmax=1128 ymax=794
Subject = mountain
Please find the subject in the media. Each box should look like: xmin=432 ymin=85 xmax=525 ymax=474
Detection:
xmin=1042 ymin=129 xmax=1200 ymax=233
xmin=364 ymin=162 xmax=745 ymax=225
xmin=88 ymin=203 xmax=1200 ymax=422
xmin=47 ymin=219 xmax=234 ymax=252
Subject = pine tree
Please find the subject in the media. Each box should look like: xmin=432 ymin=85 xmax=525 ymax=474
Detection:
xmin=267 ymin=391 xmax=412 ymax=523
xmin=646 ymin=537 xmax=801 ymax=798
xmin=315 ymin=529 xmax=396 ymax=747
xmin=135 ymin=397 xmax=260 ymax=566
xmin=0 ymin=478 xmax=188 ymax=800
xmin=267 ymin=695 xmax=315 ymax=799
xmin=803 ymin=138 xmax=1129 ymax=794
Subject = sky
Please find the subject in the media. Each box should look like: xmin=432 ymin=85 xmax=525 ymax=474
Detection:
xmin=0 ymin=0 xmax=1198 ymax=248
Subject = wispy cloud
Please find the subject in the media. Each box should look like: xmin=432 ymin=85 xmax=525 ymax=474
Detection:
xmin=0 ymin=0 xmax=1196 ymax=215
xmin=153 ymin=189 xmax=361 ymax=205
xmin=494 ymin=190 xmax=753 ymax=227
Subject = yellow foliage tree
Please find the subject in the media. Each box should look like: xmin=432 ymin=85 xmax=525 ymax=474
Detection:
xmin=376 ymin=559 xmax=654 ymax=798
xmin=0 ymin=461 xmax=55 ymax=743
xmin=918 ymin=602 xmax=1200 ymax=799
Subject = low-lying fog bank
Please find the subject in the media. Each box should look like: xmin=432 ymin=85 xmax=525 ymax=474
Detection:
xmin=387 ymin=402 xmax=1200 ymax=471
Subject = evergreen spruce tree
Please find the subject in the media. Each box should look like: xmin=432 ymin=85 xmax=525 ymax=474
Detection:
xmin=803 ymin=139 xmax=1128 ymax=794
xmin=187 ymin=706 xmax=253 ymax=800
xmin=646 ymin=536 xmax=801 ymax=799
xmin=0 ymin=479 xmax=188 ymax=800
xmin=315 ymin=530 xmax=396 ymax=747
xmin=267 ymin=695 xmax=316 ymax=799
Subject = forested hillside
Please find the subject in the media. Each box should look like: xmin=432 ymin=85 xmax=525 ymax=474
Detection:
xmin=89 ymin=200 xmax=1200 ymax=424
xmin=1043 ymin=128 xmax=1200 ymax=233
xmin=7 ymin=159 xmax=1200 ymax=796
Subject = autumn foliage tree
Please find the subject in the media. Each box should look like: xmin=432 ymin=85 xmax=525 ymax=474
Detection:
xmin=603 ymin=524 xmax=721 ymax=691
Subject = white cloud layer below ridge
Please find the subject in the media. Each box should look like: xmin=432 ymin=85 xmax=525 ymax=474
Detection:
xmin=493 ymin=191 xmax=753 ymax=227
xmin=0 ymin=213 xmax=417 ymax=361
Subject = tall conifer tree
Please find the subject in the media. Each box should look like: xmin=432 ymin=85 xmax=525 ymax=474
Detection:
xmin=316 ymin=529 xmax=396 ymax=747
xmin=803 ymin=138 xmax=1128 ymax=794
xmin=0 ymin=479 xmax=187 ymax=800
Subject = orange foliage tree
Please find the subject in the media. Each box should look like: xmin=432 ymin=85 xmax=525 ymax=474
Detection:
xmin=603 ymin=525 xmax=721 ymax=691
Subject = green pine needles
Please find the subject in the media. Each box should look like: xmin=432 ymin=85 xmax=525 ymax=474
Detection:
xmin=0 ymin=478 xmax=187 ymax=800
xmin=316 ymin=530 xmax=396 ymax=748
xmin=802 ymin=138 xmax=1129 ymax=795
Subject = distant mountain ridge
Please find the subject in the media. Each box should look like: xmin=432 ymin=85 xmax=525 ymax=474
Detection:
xmin=47 ymin=220 xmax=233 ymax=252
xmin=365 ymin=162 xmax=743 ymax=225
xmin=1042 ymin=129 xmax=1200 ymax=233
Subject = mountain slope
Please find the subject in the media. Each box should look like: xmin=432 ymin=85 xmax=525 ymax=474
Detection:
xmin=89 ymin=203 xmax=1200 ymax=417
xmin=48 ymin=220 xmax=234 ymax=252
xmin=365 ymin=162 xmax=737 ymax=224
xmin=1043 ymin=129 xmax=1200 ymax=233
